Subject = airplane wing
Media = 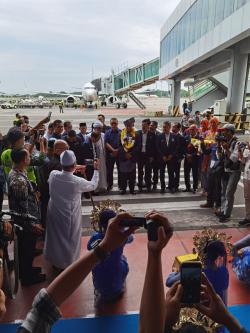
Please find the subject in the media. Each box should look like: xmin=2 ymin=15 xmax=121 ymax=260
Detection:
xmin=47 ymin=92 xmax=82 ymax=98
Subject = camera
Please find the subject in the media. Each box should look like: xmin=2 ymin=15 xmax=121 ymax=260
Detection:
xmin=84 ymin=159 xmax=94 ymax=166
xmin=237 ymin=142 xmax=247 ymax=150
xmin=119 ymin=217 xmax=162 ymax=241
xmin=215 ymin=134 xmax=227 ymax=143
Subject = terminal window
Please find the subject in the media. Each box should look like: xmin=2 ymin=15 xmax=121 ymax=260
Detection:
xmin=160 ymin=0 xmax=248 ymax=67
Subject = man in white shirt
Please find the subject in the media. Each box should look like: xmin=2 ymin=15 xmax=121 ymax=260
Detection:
xmin=44 ymin=150 xmax=99 ymax=271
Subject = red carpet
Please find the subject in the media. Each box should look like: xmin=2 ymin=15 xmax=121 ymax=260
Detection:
xmin=3 ymin=227 xmax=250 ymax=323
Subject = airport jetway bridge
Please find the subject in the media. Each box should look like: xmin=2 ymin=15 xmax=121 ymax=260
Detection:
xmin=113 ymin=58 xmax=160 ymax=95
xmin=111 ymin=56 xmax=226 ymax=110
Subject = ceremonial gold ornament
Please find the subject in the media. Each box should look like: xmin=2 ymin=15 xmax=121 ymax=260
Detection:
xmin=90 ymin=199 xmax=123 ymax=231
xmin=172 ymin=307 xmax=221 ymax=333
xmin=120 ymin=128 xmax=136 ymax=152
xmin=193 ymin=228 xmax=233 ymax=265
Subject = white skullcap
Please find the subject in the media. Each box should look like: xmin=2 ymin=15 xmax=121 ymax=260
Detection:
xmin=60 ymin=150 xmax=76 ymax=167
xmin=93 ymin=120 xmax=103 ymax=128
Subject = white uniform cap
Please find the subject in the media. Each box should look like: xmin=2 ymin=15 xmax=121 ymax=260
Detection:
xmin=93 ymin=120 xmax=103 ymax=128
xmin=60 ymin=150 xmax=76 ymax=167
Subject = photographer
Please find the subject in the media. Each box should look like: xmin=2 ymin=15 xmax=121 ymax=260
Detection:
xmin=238 ymin=142 xmax=250 ymax=226
xmin=200 ymin=133 xmax=224 ymax=211
xmin=217 ymin=124 xmax=241 ymax=223
xmin=17 ymin=212 xmax=137 ymax=333
xmin=139 ymin=212 xmax=248 ymax=333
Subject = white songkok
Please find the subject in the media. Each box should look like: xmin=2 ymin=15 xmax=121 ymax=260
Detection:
xmin=93 ymin=120 xmax=103 ymax=128
xmin=60 ymin=150 xmax=76 ymax=167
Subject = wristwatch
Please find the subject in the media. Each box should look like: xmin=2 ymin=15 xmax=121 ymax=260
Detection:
xmin=94 ymin=245 xmax=110 ymax=261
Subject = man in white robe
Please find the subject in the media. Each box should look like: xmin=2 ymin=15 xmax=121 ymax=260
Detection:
xmin=44 ymin=150 xmax=99 ymax=270
xmin=88 ymin=120 xmax=107 ymax=192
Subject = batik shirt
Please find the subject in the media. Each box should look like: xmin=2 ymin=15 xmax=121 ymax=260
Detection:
xmin=8 ymin=168 xmax=40 ymax=225
xmin=17 ymin=288 xmax=61 ymax=333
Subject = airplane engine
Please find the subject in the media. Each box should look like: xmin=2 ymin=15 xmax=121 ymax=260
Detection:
xmin=66 ymin=95 xmax=75 ymax=104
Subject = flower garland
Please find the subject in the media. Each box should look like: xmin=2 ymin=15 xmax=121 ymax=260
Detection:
xmin=120 ymin=128 xmax=136 ymax=152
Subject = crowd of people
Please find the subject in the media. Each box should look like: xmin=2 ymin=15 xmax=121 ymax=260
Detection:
xmin=0 ymin=110 xmax=249 ymax=282
xmin=0 ymin=110 xmax=249 ymax=332
xmin=0 ymin=109 xmax=250 ymax=332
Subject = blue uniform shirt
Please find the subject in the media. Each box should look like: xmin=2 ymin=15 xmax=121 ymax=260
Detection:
xmin=87 ymin=231 xmax=133 ymax=301
xmin=104 ymin=128 xmax=121 ymax=150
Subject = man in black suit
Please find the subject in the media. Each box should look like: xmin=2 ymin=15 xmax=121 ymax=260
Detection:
xmin=65 ymin=130 xmax=85 ymax=165
xmin=149 ymin=121 xmax=161 ymax=189
xmin=157 ymin=121 xmax=178 ymax=193
xmin=137 ymin=119 xmax=156 ymax=192
xmin=172 ymin=122 xmax=185 ymax=191
xmin=77 ymin=122 xmax=88 ymax=144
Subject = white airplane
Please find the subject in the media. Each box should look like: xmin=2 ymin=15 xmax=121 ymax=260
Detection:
xmin=65 ymin=82 xmax=98 ymax=107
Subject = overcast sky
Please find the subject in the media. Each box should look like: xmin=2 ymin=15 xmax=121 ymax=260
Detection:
xmin=0 ymin=0 xmax=179 ymax=94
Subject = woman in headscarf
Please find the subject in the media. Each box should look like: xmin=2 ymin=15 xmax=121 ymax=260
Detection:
xmin=207 ymin=117 xmax=220 ymax=140
xmin=199 ymin=118 xmax=209 ymax=138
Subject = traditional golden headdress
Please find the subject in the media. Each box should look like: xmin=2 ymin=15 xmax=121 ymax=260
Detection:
xmin=193 ymin=228 xmax=233 ymax=266
xmin=173 ymin=307 xmax=221 ymax=333
xmin=90 ymin=199 xmax=123 ymax=231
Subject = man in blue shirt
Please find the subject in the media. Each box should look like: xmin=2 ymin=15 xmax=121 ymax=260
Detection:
xmin=104 ymin=118 xmax=121 ymax=191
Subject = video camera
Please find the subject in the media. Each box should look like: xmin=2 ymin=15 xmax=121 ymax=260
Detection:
xmin=215 ymin=133 xmax=227 ymax=143
xmin=237 ymin=142 xmax=247 ymax=150
xmin=84 ymin=159 xmax=94 ymax=166
xmin=0 ymin=211 xmax=37 ymax=245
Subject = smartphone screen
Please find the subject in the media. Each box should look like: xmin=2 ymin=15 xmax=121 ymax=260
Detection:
xmin=181 ymin=261 xmax=201 ymax=304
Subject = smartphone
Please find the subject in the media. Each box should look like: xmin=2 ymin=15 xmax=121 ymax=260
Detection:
xmin=48 ymin=111 xmax=52 ymax=120
xmin=119 ymin=217 xmax=146 ymax=228
xmin=180 ymin=261 xmax=202 ymax=304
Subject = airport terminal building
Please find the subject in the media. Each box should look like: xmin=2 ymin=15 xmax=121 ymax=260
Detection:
xmin=160 ymin=0 xmax=250 ymax=114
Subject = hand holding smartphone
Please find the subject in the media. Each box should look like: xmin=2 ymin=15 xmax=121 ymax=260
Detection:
xmin=180 ymin=261 xmax=202 ymax=304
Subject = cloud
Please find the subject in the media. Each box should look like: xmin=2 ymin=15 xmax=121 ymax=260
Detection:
xmin=0 ymin=0 xmax=179 ymax=93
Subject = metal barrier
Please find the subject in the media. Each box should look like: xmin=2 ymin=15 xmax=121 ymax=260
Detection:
xmin=172 ymin=106 xmax=181 ymax=117
xmin=144 ymin=110 xmax=164 ymax=117
xmin=215 ymin=110 xmax=250 ymax=132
